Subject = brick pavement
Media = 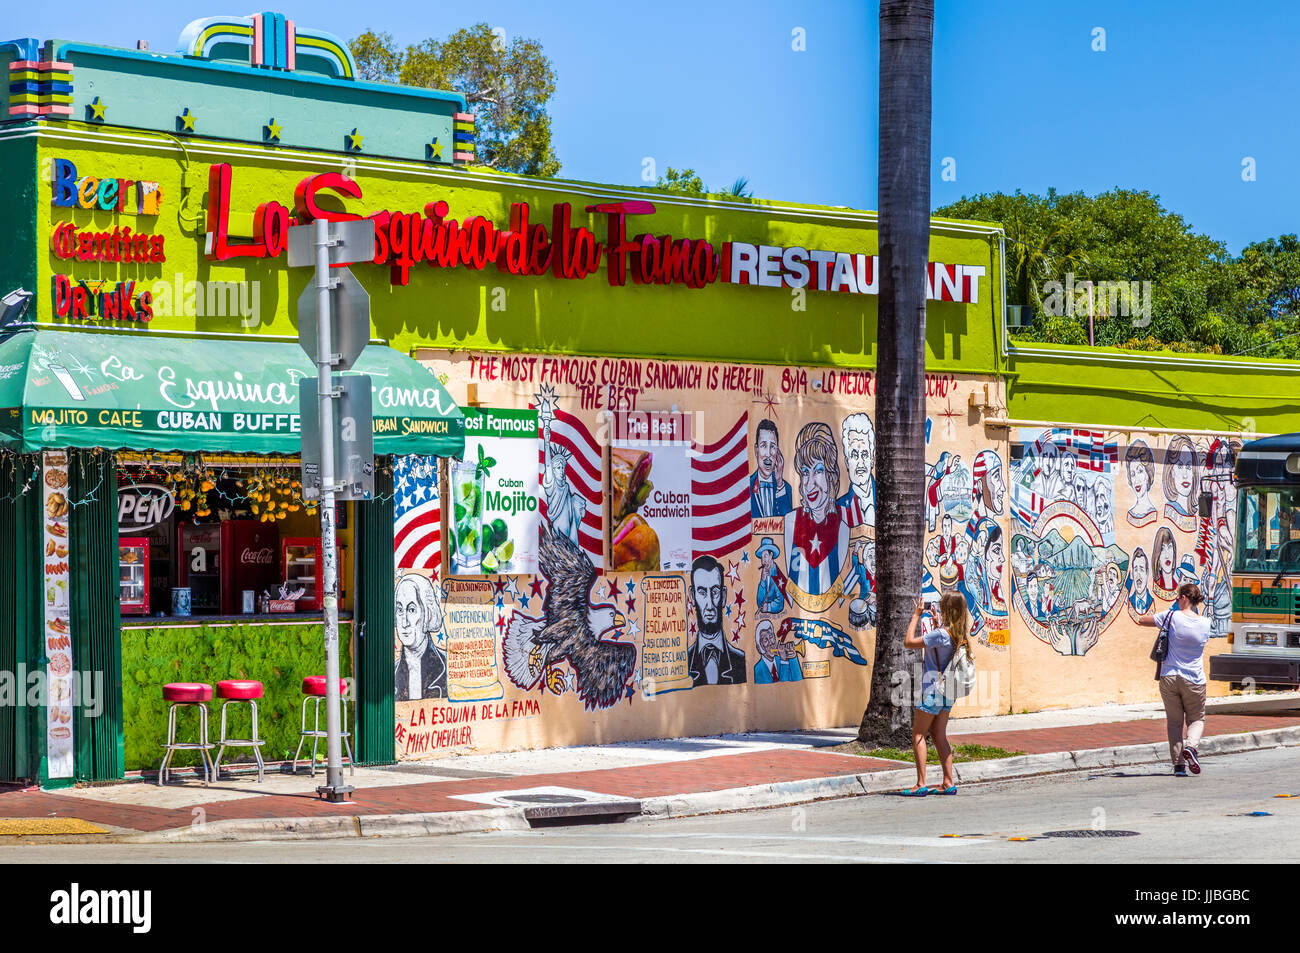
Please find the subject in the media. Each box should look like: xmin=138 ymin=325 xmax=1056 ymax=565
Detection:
xmin=1 ymin=712 xmax=1297 ymax=835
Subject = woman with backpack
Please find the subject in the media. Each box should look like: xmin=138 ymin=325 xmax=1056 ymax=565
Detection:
xmin=1138 ymin=581 xmax=1212 ymax=776
xmin=900 ymin=592 xmax=973 ymax=796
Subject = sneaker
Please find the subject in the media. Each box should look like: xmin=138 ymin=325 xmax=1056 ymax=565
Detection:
xmin=1173 ymin=764 xmax=1188 ymax=777
xmin=1183 ymin=747 xmax=1201 ymax=775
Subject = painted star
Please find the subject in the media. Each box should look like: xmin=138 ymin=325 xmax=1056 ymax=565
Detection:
xmin=346 ymin=127 xmax=365 ymax=152
xmin=529 ymin=577 xmax=545 ymax=600
xmin=734 ymin=609 xmax=746 ymax=630
xmin=625 ymin=595 xmax=636 ymax=615
xmin=624 ymin=616 xmax=640 ymax=639
xmin=606 ymin=579 xmax=620 ymax=601
xmin=733 ymin=589 xmax=745 ymax=609
xmin=67 ymin=355 xmax=94 ymax=381
xmin=505 ymin=577 xmax=521 ymax=602
xmin=625 ymin=683 xmax=637 ymax=701
xmin=753 ymin=391 xmax=780 ymax=421
xmin=178 ymin=107 xmax=197 ymax=132
xmin=426 ymin=137 xmax=444 ymax=160
xmin=495 ymin=611 xmax=507 ymax=634
xmin=264 ymin=118 xmax=283 ymax=142
xmin=725 ymin=604 xmax=732 ymax=618
xmin=741 ymin=551 xmax=750 ymax=564
xmin=624 ymin=579 xmax=636 ymax=596
xmin=809 ymin=534 xmax=822 ymax=556
xmin=726 ymin=561 xmax=741 ymax=585
xmin=495 ymin=595 xmax=505 ymax=609
xmin=493 ymin=576 xmax=507 ymax=596
xmin=87 ymin=97 xmax=107 ymax=121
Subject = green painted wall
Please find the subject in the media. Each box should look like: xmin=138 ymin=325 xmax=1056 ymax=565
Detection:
xmin=1006 ymin=344 xmax=1300 ymax=434
xmin=0 ymin=128 xmax=37 ymax=314
xmin=28 ymin=125 xmax=1003 ymax=374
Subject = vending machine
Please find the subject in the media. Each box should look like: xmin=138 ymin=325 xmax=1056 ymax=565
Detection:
xmin=119 ymin=537 xmax=150 ymax=615
xmin=220 ymin=520 xmax=280 ymax=613
xmin=177 ymin=523 xmax=222 ymax=614
xmin=281 ymin=537 xmax=322 ymax=611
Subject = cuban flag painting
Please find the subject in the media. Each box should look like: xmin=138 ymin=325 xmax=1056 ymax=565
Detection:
xmin=393 ymin=454 xmax=442 ymax=573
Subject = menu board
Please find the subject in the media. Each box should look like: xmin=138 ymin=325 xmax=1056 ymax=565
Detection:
xmin=610 ymin=410 xmax=693 ymax=572
xmin=42 ymin=451 xmax=74 ymax=779
xmin=453 ymin=408 xmax=540 ymax=575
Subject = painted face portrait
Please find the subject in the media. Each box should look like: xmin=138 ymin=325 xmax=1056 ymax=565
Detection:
xmin=986 ymin=463 xmax=1006 ymax=514
xmin=755 ymin=427 xmax=780 ymax=482
xmin=1128 ymin=459 xmax=1149 ymax=496
xmin=844 ymin=431 xmax=873 ymax=492
xmin=396 ymin=579 xmax=425 ymax=651
xmin=691 ymin=564 xmax=725 ymax=636
xmin=801 ymin=460 xmax=829 ymax=514
xmin=756 ymin=621 xmax=776 ymax=659
xmin=988 ymin=536 xmax=1005 ymax=579
xmin=1132 ymin=551 xmax=1149 ymax=592
xmin=1061 ymin=452 xmax=1077 ymax=489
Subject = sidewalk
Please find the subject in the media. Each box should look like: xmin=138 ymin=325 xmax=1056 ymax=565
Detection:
xmin=3 ymin=694 xmax=1298 ymax=842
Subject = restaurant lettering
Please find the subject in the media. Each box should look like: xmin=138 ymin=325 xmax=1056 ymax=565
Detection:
xmin=204 ymin=164 xmax=985 ymax=301
xmin=53 ymin=275 xmax=154 ymax=323
xmin=50 ymin=158 xmax=163 ymax=215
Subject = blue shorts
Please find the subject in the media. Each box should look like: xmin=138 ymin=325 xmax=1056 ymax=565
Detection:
xmin=918 ymin=685 xmax=952 ymax=716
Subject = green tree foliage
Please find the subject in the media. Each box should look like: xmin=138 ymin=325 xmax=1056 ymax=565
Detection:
xmin=937 ymin=190 xmax=1300 ymax=359
xmin=655 ymin=167 xmax=706 ymax=195
xmin=349 ymin=25 xmax=560 ymax=176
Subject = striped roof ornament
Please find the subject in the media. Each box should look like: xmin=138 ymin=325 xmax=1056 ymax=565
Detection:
xmin=453 ymin=110 xmax=476 ymax=164
xmin=7 ymin=58 xmax=74 ymax=118
xmin=177 ymin=12 xmax=355 ymax=79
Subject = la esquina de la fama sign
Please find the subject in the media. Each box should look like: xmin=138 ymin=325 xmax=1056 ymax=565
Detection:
xmin=204 ymin=164 xmax=987 ymax=300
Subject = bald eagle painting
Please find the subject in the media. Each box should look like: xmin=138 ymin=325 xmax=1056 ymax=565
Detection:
xmin=504 ymin=519 xmax=637 ymax=710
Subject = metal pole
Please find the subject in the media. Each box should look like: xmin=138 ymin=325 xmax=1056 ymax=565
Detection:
xmin=313 ymin=216 xmax=350 ymax=801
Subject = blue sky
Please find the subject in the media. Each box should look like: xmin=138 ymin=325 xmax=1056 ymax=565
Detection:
xmin=10 ymin=1 xmax=1296 ymax=252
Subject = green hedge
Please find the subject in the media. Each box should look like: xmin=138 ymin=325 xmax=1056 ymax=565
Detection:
xmin=122 ymin=621 xmax=353 ymax=771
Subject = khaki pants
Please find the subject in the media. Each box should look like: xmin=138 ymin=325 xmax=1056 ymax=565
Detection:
xmin=1159 ymin=675 xmax=1206 ymax=766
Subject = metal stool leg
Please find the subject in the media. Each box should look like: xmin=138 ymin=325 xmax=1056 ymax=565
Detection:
xmin=250 ymin=699 xmax=265 ymax=783
xmin=310 ymin=696 xmax=323 ymax=778
xmin=213 ymin=701 xmax=230 ymax=780
xmin=199 ymin=703 xmax=214 ymax=786
xmin=292 ymin=694 xmax=311 ymax=774
xmin=158 ymin=703 xmax=178 ymax=786
xmin=343 ymin=693 xmax=354 ymax=775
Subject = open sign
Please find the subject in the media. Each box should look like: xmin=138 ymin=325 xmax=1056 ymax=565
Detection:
xmin=118 ymin=484 xmax=175 ymax=531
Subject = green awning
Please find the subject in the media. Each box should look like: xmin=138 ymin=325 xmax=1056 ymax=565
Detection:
xmin=0 ymin=329 xmax=464 ymax=457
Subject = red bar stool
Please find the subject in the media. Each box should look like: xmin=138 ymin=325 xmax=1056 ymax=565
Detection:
xmin=158 ymin=682 xmax=215 ymax=786
xmin=213 ymin=680 xmax=267 ymax=783
xmin=292 ymin=677 xmax=354 ymax=777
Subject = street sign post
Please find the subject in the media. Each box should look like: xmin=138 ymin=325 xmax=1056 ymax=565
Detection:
xmin=296 ymin=268 xmax=371 ymax=372
xmin=300 ymin=375 xmax=375 ymax=501
xmin=290 ymin=216 xmax=375 ymax=802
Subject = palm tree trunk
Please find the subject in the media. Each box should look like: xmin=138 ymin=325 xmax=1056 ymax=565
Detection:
xmin=858 ymin=0 xmax=933 ymax=747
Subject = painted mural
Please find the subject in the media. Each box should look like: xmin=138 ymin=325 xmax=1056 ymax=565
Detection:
xmin=384 ymin=353 xmax=1009 ymax=759
xmin=389 ymin=351 xmax=1243 ymax=760
xmin=1008 ymin=429 xmax=1240 ymax=661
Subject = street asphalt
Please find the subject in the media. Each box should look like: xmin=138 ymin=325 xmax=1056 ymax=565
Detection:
xmin=4 ymin=745 xmax=1297 ymax=863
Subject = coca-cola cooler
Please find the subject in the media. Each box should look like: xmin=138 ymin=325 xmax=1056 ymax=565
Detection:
xmin=221 ymin=521 xmax=280 ymax=613
xmin=176 ymin=523 xmax=221 ymax=614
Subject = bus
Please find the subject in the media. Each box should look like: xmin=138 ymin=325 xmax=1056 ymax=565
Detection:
xmin=1210 ymin=433 xmax=1300 ymax=686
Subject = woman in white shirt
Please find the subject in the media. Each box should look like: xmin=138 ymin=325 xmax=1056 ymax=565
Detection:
xmin=1138 ymin=583 xmax=1213 ymax=777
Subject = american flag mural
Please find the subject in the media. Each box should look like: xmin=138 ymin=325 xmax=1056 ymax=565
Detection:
xmin=393 ymin=454 xmax=442 ymax=572
xmin=538 ymin=407 xmax=605 ymax=566
xmin=1012 ymin=427 xmax=1118 ymax=529
xmin=691 ymin=412 xmax=752 ymax=561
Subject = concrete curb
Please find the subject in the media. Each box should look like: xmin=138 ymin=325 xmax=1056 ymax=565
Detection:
xmin=121 ymin=725 xmax=1300 ymax=841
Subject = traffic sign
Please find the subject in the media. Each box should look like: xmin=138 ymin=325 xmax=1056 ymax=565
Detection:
xmin=300 ymin=375 xmax=375 ymax=501
xmin=286 ymin=217 xmax=376 ymax=268
xmin=296 ymin=266 xmax=371 ymax=370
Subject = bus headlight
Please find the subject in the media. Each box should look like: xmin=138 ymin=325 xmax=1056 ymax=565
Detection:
xmin=1244 ymin=631 xmax=1278 ymax=647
